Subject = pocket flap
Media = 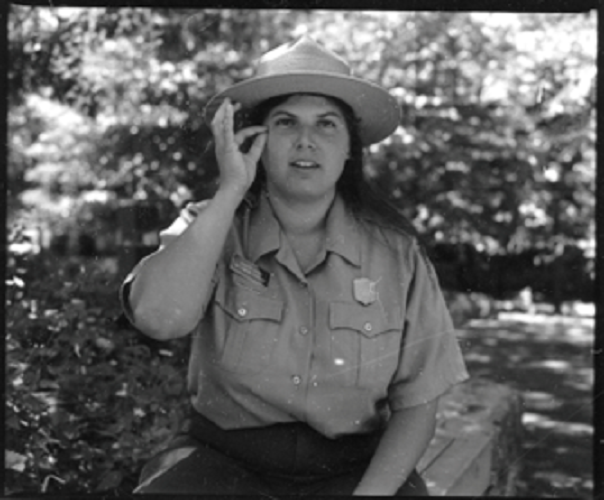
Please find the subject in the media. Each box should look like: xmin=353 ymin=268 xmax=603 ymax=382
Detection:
xmin=219 ymin=286 xmax=284 ymax=322
xmin=329 ymin=302 xmax=397 ymax=338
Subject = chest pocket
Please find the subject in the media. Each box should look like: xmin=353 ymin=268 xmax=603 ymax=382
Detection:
xmin=329 ymin=302 xmax=401 ymax=389
xmin=215 ymin=284 xmax=284 ymax=374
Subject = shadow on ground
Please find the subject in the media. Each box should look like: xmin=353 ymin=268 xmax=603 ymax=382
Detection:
xmin=457 ymin=312 xmax=594 ymax=498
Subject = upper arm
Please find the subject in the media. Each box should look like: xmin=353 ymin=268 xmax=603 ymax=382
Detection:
xmin=118 ymin=199 xmax=214 ymax=327
xmin=388 ymin=240 xmax=469 ymax=410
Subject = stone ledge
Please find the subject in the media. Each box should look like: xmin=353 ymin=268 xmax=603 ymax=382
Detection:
xmin=418 ymin=379 xmax=523 ymax=496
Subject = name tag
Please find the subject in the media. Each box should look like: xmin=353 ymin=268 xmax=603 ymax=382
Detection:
xmin=230 ymin=255 xmax=270 ymax=287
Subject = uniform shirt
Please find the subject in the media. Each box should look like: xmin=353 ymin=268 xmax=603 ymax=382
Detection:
xmin=122 ymin=191 xmax=468 ymax=439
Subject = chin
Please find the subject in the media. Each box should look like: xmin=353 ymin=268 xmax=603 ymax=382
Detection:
xmin=280 ymin=188 xmax=334 ymax=204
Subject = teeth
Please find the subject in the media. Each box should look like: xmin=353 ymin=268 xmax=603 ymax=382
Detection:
xmin=292 ymin=161 xmax=318 ymax=168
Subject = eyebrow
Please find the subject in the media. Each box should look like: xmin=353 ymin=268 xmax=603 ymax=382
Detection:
xmin=269 ymin=110 xmax=345 ymax=121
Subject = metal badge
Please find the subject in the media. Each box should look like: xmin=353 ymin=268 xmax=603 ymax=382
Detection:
xmin=353 ymin=278 xmax=378 ymax=306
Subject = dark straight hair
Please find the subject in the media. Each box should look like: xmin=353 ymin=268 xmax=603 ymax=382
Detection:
xmin=243 ymin=93 xmax=420 ymax=241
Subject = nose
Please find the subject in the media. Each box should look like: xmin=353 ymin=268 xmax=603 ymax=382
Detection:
xmin=295 ymin=126 xmax=316 ymax=150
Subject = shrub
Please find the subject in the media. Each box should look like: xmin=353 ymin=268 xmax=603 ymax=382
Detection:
xmin=5 ymin=231 xmax=189 ymax=495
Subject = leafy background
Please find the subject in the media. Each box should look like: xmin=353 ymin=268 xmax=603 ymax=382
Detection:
xmin=6 ymin=244 xmax=191 ymax=494
xmin=5 ymin=7 xmax=596 ymax=496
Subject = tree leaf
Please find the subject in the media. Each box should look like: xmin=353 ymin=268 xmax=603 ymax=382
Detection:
xmin=95 ymin=469 xmax=123 ymax=492
xmin=5 ymin=450 xmax=28 ymax=472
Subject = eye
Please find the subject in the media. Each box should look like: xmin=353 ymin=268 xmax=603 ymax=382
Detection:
xmin=273 ymin=116 xmax=295 ymax=128
xmin=318 ymin=118 xmax=339 ymax=131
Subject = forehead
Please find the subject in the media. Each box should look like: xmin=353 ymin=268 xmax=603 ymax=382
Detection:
xmin=268 ymin=94 xmax=346 ymax=117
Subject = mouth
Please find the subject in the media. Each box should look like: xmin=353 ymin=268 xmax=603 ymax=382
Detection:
xmin=290 ymin=160 xmax=320 ymax=170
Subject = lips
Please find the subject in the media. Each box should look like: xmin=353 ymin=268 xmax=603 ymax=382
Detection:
xmin=290 ymin=160 xmax=320 ymax=169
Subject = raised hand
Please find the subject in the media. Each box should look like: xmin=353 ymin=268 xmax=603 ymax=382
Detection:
xmin=211 ymin=98 xmax=267 ymax=197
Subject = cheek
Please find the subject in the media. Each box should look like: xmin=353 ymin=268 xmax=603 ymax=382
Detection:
xmin=338 ymin=139 xmax=351 ymax=163
xmin=261 ymin=135 xmax=276 ymax=159
xmin=265 ymin=134 xmax=287 ymax=157
xmin=261 ymin=138 xmax=283 ymax=173
xmin=336 ymin=134 xmax=351 ymax=159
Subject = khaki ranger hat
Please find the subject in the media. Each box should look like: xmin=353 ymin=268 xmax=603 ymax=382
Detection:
xmin=204 ymin=36 xmax=400 ymax=146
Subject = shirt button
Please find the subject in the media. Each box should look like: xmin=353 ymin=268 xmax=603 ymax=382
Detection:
xmin=291 ymin=375 xmax=302 ymax=385
xmin=237 ymin=307 xmax=247 ymax=318
xmin=363 ymin=322 xmax=373 ymax=332
xmin=299 ymin=326 xmax=309 ymax=336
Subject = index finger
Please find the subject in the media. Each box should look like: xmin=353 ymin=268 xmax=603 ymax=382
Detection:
xmin=213 ymin=99 xmax=237 ymax=151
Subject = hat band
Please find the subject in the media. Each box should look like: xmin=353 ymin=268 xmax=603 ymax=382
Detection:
xmin=256 ymin=53 xmax=351 ymax=78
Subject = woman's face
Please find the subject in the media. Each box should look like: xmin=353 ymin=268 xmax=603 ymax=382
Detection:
xmin=260 ymin=94 xmax=350 ymax=203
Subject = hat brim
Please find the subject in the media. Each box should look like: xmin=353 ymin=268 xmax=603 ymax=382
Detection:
xmin=204 ymin=72 xmax=400 ymax=146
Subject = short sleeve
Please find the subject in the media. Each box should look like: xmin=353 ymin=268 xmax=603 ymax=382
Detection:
xmin=156 ymin=200 xmax=212 ymax=250
xmin=119 ymin=200 xmax=213 ymax=325
xmin=388 ymin=241 xmax=469 ymax=410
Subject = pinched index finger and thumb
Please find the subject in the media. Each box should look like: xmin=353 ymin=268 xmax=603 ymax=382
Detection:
xmin=244 ymin=127 xmax=268 ymax=165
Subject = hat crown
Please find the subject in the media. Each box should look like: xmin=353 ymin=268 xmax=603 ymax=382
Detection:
xmin=255 ymin=36 xmax=351 ymax=77
xmin=205 ymin=35 xmax=400 ymax=145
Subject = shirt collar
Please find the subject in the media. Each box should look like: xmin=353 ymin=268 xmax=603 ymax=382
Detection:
xmin=325 ymin=194 xmax=362 ymax=267
xmin=246 ymin=190 xmax=361 ymax=267
xmin=247 ymin=191 xmax=281 ymax=262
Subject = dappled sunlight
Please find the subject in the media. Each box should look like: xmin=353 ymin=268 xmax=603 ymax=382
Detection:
xmin=482 ymin=329 xmax=529 ymax=342
xmin=523 ymin=412 xmax=592 ymax=437
xmin=465 ymin=315 xmax=594 ymax=349
xmin=565 ymin=326 xmax=594 ymax=345
xmin=522 ymin=391 xmax=563 ymax=412
xmin=563 ymin=368 xmax=593 ymax=393
xmin=461 ymin=312 xmax=594 ymax=498
xmin=563 ymin=379 xmax=593 ymax=394
xmin=463 ymin=352 xmax=491 ymax=364
xmin=507 ymin=350 xmax=532 ymax=365
xmin=481 ymin=337 xmax=499 ymax=346
xmin=524 ymin=359 xmax=571 ymax=373
xmin=464 ymin=318 xmax=501 ymax=329
xmin=519 ymin=427 xmax=593 ymax=498
xmin=532 ymin=470 xmax=592 ymax=494
xmin=497 ymin=311 xmax=594 ymax=327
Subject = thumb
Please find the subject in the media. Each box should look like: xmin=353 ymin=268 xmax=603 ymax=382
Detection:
xmin=247 ymin=131 xmax=268 ymax=164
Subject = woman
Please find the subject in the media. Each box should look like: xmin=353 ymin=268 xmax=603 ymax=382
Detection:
xmin=122 ymin=36 xmax=468 ymax=496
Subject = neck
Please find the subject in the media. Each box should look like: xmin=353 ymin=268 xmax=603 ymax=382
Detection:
xmin=265 ymin=187 xmax=335 ymax=236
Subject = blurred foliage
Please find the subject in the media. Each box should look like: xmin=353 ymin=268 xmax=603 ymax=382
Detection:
xmin=5 ymin=229 xmax=191 ymax=494
xmin=8 ymin=8 xmax=596 ymax=253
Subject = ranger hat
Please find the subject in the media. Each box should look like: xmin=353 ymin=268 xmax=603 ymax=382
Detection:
xmin=204 ymin=36 xmax=400 ymax=145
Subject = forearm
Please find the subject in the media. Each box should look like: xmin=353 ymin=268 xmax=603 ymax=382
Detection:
xmin=353 ymin=399 xmax=438 ymax=496
xmin=129 ymin=188 xmax=242 ymax=340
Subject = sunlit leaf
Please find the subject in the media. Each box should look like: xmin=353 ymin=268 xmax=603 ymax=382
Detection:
xmin=6 ymin=450 xmax=28 ymax=472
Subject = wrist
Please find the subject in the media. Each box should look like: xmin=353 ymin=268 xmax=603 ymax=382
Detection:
xmin=215 ymin=184 xmax=247 ymax=208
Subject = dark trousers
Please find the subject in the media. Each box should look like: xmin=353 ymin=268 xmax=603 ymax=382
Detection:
xmin=134 ymin=411 xmax=429 ymax=496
